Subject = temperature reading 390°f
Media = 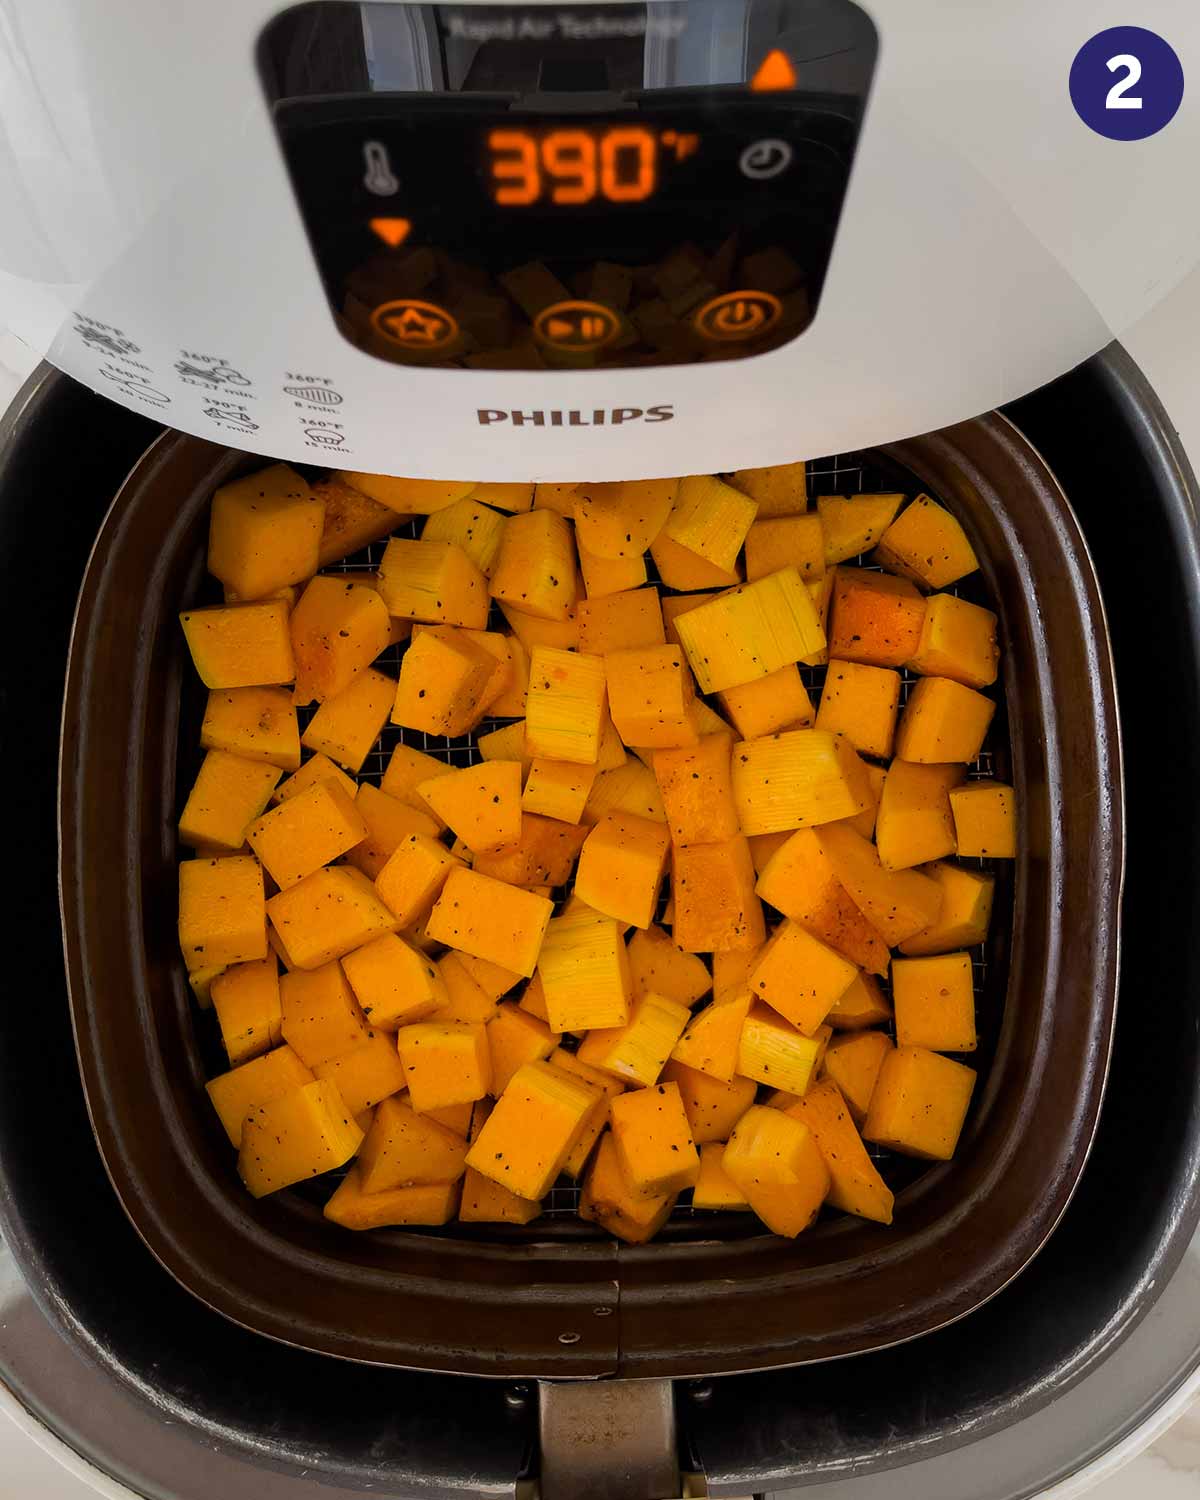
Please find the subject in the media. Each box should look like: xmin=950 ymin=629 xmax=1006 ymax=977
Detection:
xmin=486 ymin=125 xmax=699 ymax=207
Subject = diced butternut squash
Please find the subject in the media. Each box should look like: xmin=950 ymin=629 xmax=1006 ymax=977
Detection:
xmin=490 ymin=510 xmax=577 ymax=621
xmin=459 ymin=1101 xmax=543 ymax=1224
xmin=471 ymin=482 xmax=534 ymax=513
xmin=238 ymin=1081 xmax=363 ymax=1198
xmin=457 ymin=953 xmax=522 ymax=1001
xmin=573 ymin=479 xmax=678 ymax=560
xmin=863 ymin=1046 xmax=976 ymax=1160
xmin=375 ymin=538 xmax=489 ymax=628
xmin=814 ymin=823 xmax=943 ymax=944
xmin=178 ymin=855 xmax=266 ymax=969
xmin=577 ymin=991 xmax=691 ymax=1086
xmin=652 ymin=731 xmax=738 ymax=844
xmin=748 ymin=921 xmax=858 ymax=1035
xmin=341 ymin=931 xmax=447 ymax=1029
xmin=744 ymin=514 xmax=825 ymax=583
xmin=892 ymin=952 xmax=976 ymax=1052
xmin=876 ymin=760 xmax=965 ymax=871
xmin=844 ymin=757 xmax=886 ymax=839
xmin=826 ymin=970 xmax=893 ymax=1030
xmin=785 ymin=1079 xmax=893 ymax=1224
xmin=539 ymin=911 xmax=633 ymax=1032
xmin=738 ymin=1003 xmax=828 ymax=1095
xmin=610 ymin=1081 xmax=699 ymax=1197
xmin=208 ymin=464 xmax=323 ymax=601
xmin=950 ymin=781 xmax=1016 ymax=858
xmin=663 ymin=474 xmax=758 ymax=572
xmin=487 ymin=1002 xmax=556 ymax=1094
xmin=522 ymin=758 xmax=595 ymax=823
xmin=815 ymin=660 xmax=901 ymax=759
xmin=671 ymin=989 xmax=753 ymax=1082
xmin=661 ymin=591 xmax=720 ymax=647
xmin=717 ymin=665 xmax=815 ymax=739
xmin=381 ymin=742 xmax=454 ymax=815
xmin=692 ymin=1142 xmax=751 ymax=1209
xmin=274 ymin=753 xmax=356 ymax=806
xmin=417 ymin=761 xmax=522 ymax=853
xmin=899 ymin=861 xmax=995 ymax=956
xmin=179 ymin=750 xmax=282 ymax=852
xmin=313 ymin=1032 xmax=407 ymax=1115
xmin=397 ymin=1020 xmax=492 ymax=1111
xmin=675 ymin=569 xmax=825 ymax=693
xmin=267 ymin=865 xmax=396 ymax=969
xmin=908 ymin=593 xmax=998 ymax=688
xmin=575 ymin=811 xmax=670 ymax=928
xmin=206 ymin=1044 xmax=314 ymax=1147
xmin=180 ymin=600 xmax=294 ymax=689
xmin=201 ymin=686 xmax=300 ymax=770
xmin=626 ymin=924 xmax=711 ymax=1006
xmin=660 ymin=1059 xmax=755 ymax=1144
xmin=211 ymin=958 xmax=282 ymax=1066
xmin=289 ymin=576 xmax=391 ymax=706
xmin=436 ymin=951 xmax=502 ymax=1024
xmin=754 ymin=827 xmax=890 ymax=975
xmin=525 ymin=646 xmax=607 ymax=763
xmin=818 ymin=493 xmax=903 ymax=564
xmin=374 ymin=833 xmax=462 ymax=928
xmin=499 ymin=597 xmax=580 ymax=651
xmin=650 ymin=531 xmax=741 ymax=590
xmin=302 ymin=667 xmax=393 ymax=772
xmin=426 ymin=868 xmax=553 ymax=977
xmin=723 ymin=1105 xmax=830 ymax=1237
xmin=391 ymin=627 xmax=496 ymax=737
xmin=188 ymin=963 xmax=225 ymax=1009
xmin=337 ymin=472 xmax=475 ymax=515
xmin=821 ymin=1030 xmax=893 ymax=1122
xmin=828 ymin=568 xmax=926 ymax=668
xmin=579 ymin=537 xmax=648 ymax=598
xmin=344 ymin=784 xmax=439 ymax=879
xmin=325 ymin=1165 xmax=461 ymax=1229
xmin=552 ymin=1047 xmax=624 ymax=1176
xmin=466 ymin=1059 xmax=599 ymax=1198
xmin=875 ymin=493 xmax=979 ymax=588
xmin=477 ymin=720 xmax=531 ymax=773
xmin=357 ymin=1094 xmax=469 ymax=1191
xmin=484 ymin=632 xmax=529 ymax=716
xmin=712 ymin=948 xmax=760 ymax=1003
xmin=895 ymin=677 xmax=995 ymax=764
xmin=731 ymin=728 xmax=870 ymax=835
xmin=576 ymin=587 xmax=665 ymax=656
xmin=583 ymin=760 xmax=668 ymax=826
xmin=605 ymin=645 xmax=698 ymax=749
xmin=580 ymin=1131 xmax=676 ymax=1243
xmin=420 ymin=497 xmax=506 ymax=577
xmin=672 ymin=835 xmax=765 ymax=954
xmin=278 ymin=960 xmax=370 ymax=1066
xmin=472 ymin=812 xmax=588 ymax=887
xmin=314 ymin=476 xmax=398 ymax=567
xmin=728 ymin=461 xmax=807 ymax=517
xmin=247 ymin=779 xmax=366 ymax=889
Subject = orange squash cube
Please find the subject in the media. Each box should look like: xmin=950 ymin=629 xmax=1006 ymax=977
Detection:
xmin=431 ymin=950 xmax=498 ymax=1025
xmin=238 ymin=1081 xmax=363 ymax=1199
xmin=821 ymin=1030 xmax=893 ymax=1122
xmin=610 ymin=1081 xmax=699 ymax=1197
xmin=626 ymin=923 xmax=711 ymax=1006
xmin=580 ymin=1130 xmax=677 ymax=1243
xmin=755 ymin=827 xmax=889 ymax=975
xmin=417 ymin=761 xmax=522 ymax=853
xmin=731 ymin=728 xmax=870 ymax=836
xmin=313 ymin=1031 xmax=407 ymax=1115
xmin=211 ymin=957 xmax=282 ymax=1066
xmin=273 ymin=753 xmax=356 ymax=807
xmin=201 ymin=686 xmax=300 ymax=770
xmin=738 ymin=1004 xmax=829 ymax=1095
xmin=325 ymin=1166 xmax=461 ymax=1229
xmin=949 ymin=781 xmax=1016 ymax=858
xmin=875 ymin=759 xmax=965 ymax=871
xmin=576 ymin=992 xmax=691 ymax=1087
xmin=892 ymin=951 xmax=977 ymax=1052
xmin=723 ymin=1104 xmax=830 ymax=1237
xmin=525 ymin=646 xmax=607 ymax=764
xmin=180 ymin=600 xmax=295 ymax=690
xmin=711 ymin=948 xmax=759 ymax=1004
xmin=374 ymin=833 xmax=462 ymax=928
xmin=583 ymin=760 xmax=668 ymax=826
xmin=337 ymin=471 xmax=474 ymax=516
xmin=863 ymin=1046 xmax=976 ymax=1160
xmin=289 ymin=575 xmax=391 ymax=706
xmin=341 ymin=931 xmax=447 ymax=1029
xmin=267 ymin=865 xmax=396 ymax=969
xmin=575 ymin=811 xmax=671 ymax=929
xmin=828 ymin=567 xmax=926 ymax=668
xmin=717 ymin=664 xmax=815 ymax=740
xmin=551 ymin=1048 xmax=624 ymax=1177
xmin=465 ymin=1059 xmax=599 ymax=1198
xmin=692 ymin=1142 xmax=751 ymax=1209
xmin=573 ymin=478 xmax=677 ymax=561
xmin=785 ymin=1078 xmax=893 ymax=1223
xmin=672 ymin=835 xmax=765 ymax=954
xmin=538 ymin=910 xmax=632 ymax=1032
xmin=247 ymin=779 xmax=366 ymax=889
xmin=477 ymin=720 xmax=532 ymax=773
xmin=380 ymin=742 xmax=454 ymax=818
xmin=425 ymin=868 xmax=553 ymax=976
xmin=279 ymin=961 xmax=370 ymax=1067
xmin=671 ymin=989 xmax=754 ymax=1083
xmin=498 ymin=595 xmax=581 ymax=652
xmin=899 ymin=862 xmax=994 ymax=956
xmin=652 ymin=731 xmax=738 ymax=844
xmin=522 ymin=758 xmax=596 ymax=824
xmin=469 ymin=482 xmax=535 ymax=513
xmin=907 ymin=593 xmax=998 ymax=688
xmin=391 ymin=627 xmax=495 ymax=737
xmin=459 ymin=1101 xmax=543 ymax=1224
xmin=894 ymin=676 xmax=995 ymax=763
xmin=650 ymin=531 xmax=741 ymax=591
xmin=421 ymin=496 xmax=506 ymax=577
xmin=817 ymin=493 xmax=903 ymax=564
xmin=660 ymin=590 xmax=719 ymax=646
xmin=815 ymin=660 xmax=901 ymax=758
xmin=487 ymin=1001 xmax=556 ymax=1094
xmin=178 ymin=750 xmax=282 ymax=852
xmin=605 ymin=645 xmax=698 ymax=749
xmin=357 ymin=1094 xmax=469 ymax=1191
xmin=874 ymin=492 xmax=979 ymax=588
xmin=814 ymin=823 xmax=943 ymax=944
xmin=576 ymin=587 xmax=666 ymax=656
xmin=744 ymin=514 xmax=825 ymax=583
xmin=376 ymin=538 xmax=489 ymax=627
xmin=660 ymin=1059 xmax=755 ymax=1144
xmin=472 ymin=812 xmax=588 ymax=889
xmin=301 ymin=667 xmax=394 ymax=773
xmin=206 ymin=1044 xmax=313 ymax=1147
xmin=314 ymin=475 xmax=398 ymax=568
xmin=396 ymin=1020 xmax=492 ymax=1111
xmin=207 ymin=463 xmax=322 ymax=601
xmin=748 ymin=922 xmax=858 ymax=1035
xmin=826 ymin=971 xmax=893 ymax=1029
xmin=579 ymin=537 xmax=648 ymax=598
xmin=344 ymin=784 xmax=439 ymax=880
xmin=662 ymin=474 xmax=757 ymax=573
xmin=728 ymin=460 xmax=807 ymax=517
xmin=178 ymin=855 xmax=266 ymax=969
xmin=490 ymin=509 xmax=577 ymax=621
xmin=674 ymin=569 xmax=825 ymax=694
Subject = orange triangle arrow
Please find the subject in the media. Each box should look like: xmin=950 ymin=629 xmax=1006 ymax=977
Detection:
xmin=751 ymin=48 xmax=797 ymax=92
xmin=369 ymin=216 xmax=412 ymax=248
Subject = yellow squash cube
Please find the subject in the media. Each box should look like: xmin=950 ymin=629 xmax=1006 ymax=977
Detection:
xmin=279 ymin=961 xmax=370 ymax=1067
xmin=626 ymin=924 xmax=711 ymax=1006
xmin=875 ymin=493 xmax=979 ymax=588
xmin=717 ymin=664 xmax=815 ymax=740
xmin=755 ymin=827 xmax=890 ymax=975
xmin=875 ymin=759 xmax=965 ymax=871
xmin=477 ymin=720 xmax=531 ymax=772
xmin=738 ymin=1004 xmax=828 ymax=1094
xmin=786 ymin=1078 xmax=893 ymax=1224
xmin=188 ymin=963 xmax=225 ymax=1009
xmin=337 ymin=471 xmax=474 ymax=516
xmin=950 ymin=781 xmax=1016 ymax=858
xmin=201 ymin=686 xmax=300 ymax=770
xmin=207 ymin=464 xmax=322 ymax=601
xmin=538 ymin=910 xmax=633 ymax=1032
xmin=672 ymin=835 xmax=765 ymax=954
xmin=660 ymin=1059 xmax=755 ymax=1144
xmin=180 ymin=600 xmax=295 ymax=689
xmin=313 ymin=1032 xmax=407 ymax=1115
xmin=522 ymin=758 xmax=596 ymax=824
xmin=828 ymin=568 xmax=926 ymax=669
xmin=301 ymin=667 xmax=394 ymax=773
xmin=892 ymin=952 xmax=977 ymax=1052
xmin=417 ymin=761 xmax=522 ymax=853
xmin=210 ymin=958 xmax=282 ymax=1067
xmin=178 ymin=750 xmax=282 ymax=852
xmin=748 ymin=922 xmax=858 ymax=1035
xmin=827 ymin=971 xmax=893 ymax=1029
xmin=821 ymin=1030 xmax=893 ymax=1122
xmin=650 ymin=531 xmax=742 ymax=591
xmin=894 ymin=676 xmax=995 ymax=764
xmin=610 ymin=1081 xmax=700 ymax=1197
xmin=744 ymin=514 xmax=825 ymax=583
xmin=465 ymin=1059 xmax=599 ymax=1199
xmin=815 ymin=660 xmax=901 ymax=759
xmin=863 ymin=1046 xmax=976 ymax=1160
xmin=206 ymin=1044 xmax=313 ymax=1147
xmin=817 ymin=492 xmax=903 ymax=564
xmin=397 ymin=1020 xmax=492 ymax=1111
xmin=247 ymin=779 xmax=366 ymax=889
xmin=288 ymin=575 xmax=392 ymax=706
xmin=420 ymin=496 xmax=507 ymax=576
xmin=525 ymin=646 xmax=607 ymax=764
xmin=238 ymin=1081 xmax=363 ymax=1198
xmin=575 ymin=811 xmax=670 ymax=929
xmin=490 ymin=510 xmax=577 ymax=621
xmin=899 ymin=862 xmax=995 ymax=955
xmin=341 ymin=931 xmax=447 ymax=1029
xmin=661 ymin=590 xmax=719 ymax=646
xmin=425 ymin=868 xmax=553 ymax=976
xmin=377 ymin=538 xmax=489 ymax=627
xmin=573 ymin=479 xmax=678 ymax=561
xmin=357 ymin=1094 xmax=469 ymax=1191
xmin=325 ymin=1166 xmax=460 ymax=1229
xmin=577 ymin=992 xmax=691 ymax=1087
xmin=814 ymin=823 xmax=943 ymax=944
xmin=671 ymin=989 xmax=754 ymax=1083
xmin=580 ymin=1131 xmax=676 ymax=1243
xmin=267 ymin=865 xmax=396 ymax=969
xmin=605 ymin=645 xmax=698 ymax=749
xmin=723 ymin=1104 xmax=830 ymax=1237
xmin=583 ymin=760 xmax=668 ymax=826
xmin=486 ymin=1001 xmax=556 ymax=1094
xmin=731 ymin=728 xmax=870 ymax=835
xmin=576 ymin=587 xmax=665 ymax=657
xmin=178 ymin=855 xmax=266 ymax=969
xmin=579 ymin=538 xmax=648 ymax=598
xmin=663 ymin=474 xmax=758 ymax=572
xmin=374 ymin=833 xmax=462 ymax=928
xmin=692 ymin=1142 xmax=751 ymax=1209
xmin=728 ymin=460 xmax=807 ymax=517
xmin=675 ymin=569 xmax=825 ymax=694
xmin=908 ymin=593 xmax=998 ymax=688
xmin=652 ymin=731 xmax=739 ymax=845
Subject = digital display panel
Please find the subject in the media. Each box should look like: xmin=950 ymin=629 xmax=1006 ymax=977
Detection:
xmin=259 ymin=2 xmax=877 ymax=371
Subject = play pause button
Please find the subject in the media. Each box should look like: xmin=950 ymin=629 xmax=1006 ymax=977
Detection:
xmin=534 ymin=300 xmax=621 ymax=352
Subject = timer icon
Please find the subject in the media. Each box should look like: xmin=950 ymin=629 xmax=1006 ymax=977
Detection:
xmin=739 ymin=139 xmax=794 ymax=180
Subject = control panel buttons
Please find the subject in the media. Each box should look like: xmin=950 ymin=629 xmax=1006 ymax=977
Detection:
xmin=368 ymin=216 xmax=411 ymax=247
xmin=693 ymin=290 xmax=783 ymax=343
xmin=739 ymin=139 xmax=794 ymax=180
xmin=362 ymin=140 xmax=400 ymax=196
xmin=370 ymin=298 xmax=460 ymax=350
xmin=533 ymin=300 xmax=621 ymax=352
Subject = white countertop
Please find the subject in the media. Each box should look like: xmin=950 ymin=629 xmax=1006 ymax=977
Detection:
xmin=3 ymin=270 xmax=1200 ymax=1496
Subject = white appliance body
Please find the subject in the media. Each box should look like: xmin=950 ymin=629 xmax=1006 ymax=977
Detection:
xmin=2 ymin=0 xmax=1199 ymax=480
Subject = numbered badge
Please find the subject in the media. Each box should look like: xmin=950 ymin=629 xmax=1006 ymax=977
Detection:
xmin=1070 ymin=26 xmax=1184 ymax=141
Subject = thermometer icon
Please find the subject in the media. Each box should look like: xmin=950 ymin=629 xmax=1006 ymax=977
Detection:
xmin=362 ymin=141 xmax=400 ymax=196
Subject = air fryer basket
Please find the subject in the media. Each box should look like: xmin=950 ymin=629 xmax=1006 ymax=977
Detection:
xmin=58 ymin=406 xmax=1121 ymax=1378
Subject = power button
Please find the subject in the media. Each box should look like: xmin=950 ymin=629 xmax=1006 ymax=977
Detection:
xmin=692 ymin=290 xmax=783 ymax=343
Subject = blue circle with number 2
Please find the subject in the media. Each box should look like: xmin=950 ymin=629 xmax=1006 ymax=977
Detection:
xmin=1070 ymin=27 xmax=1184 ymax=140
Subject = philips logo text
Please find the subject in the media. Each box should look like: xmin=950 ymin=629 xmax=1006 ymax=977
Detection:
xmin=477 ymin=405 xmax=674 ymax=428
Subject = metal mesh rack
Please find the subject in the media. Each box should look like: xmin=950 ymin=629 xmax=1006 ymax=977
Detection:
xmin=280 ymin=450 xmax=1008 ymax=1226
